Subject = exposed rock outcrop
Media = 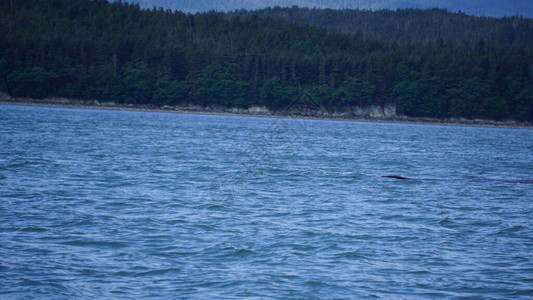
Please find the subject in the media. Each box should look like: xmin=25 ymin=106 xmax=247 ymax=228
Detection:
xmin=0 ymin=93 xmax=530 ymax=128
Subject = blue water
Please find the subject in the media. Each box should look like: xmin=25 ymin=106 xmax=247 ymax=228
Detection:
xmin=1 ymin=105 xmax=532 ymax=298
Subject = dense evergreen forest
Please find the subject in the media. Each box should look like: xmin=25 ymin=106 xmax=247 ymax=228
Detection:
xmin=126 ymin=0 xmax=533 ymax=18
xmin=1 ymin=0 xmax=532 ymax=121
xmin=230 ymin=7 xmax=533 ymax=47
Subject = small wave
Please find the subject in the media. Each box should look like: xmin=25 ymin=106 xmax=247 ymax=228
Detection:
xmin=20 ymin=279 xmax=67 ymax=291
xmin=409 ymin=270 xmax=432 ymax=275
xmin=20 ymin=227 xmax=48 ymax=232
xmin=510 ymin=290 xmax=533 ymax=296
xmin=60 ymin=240 xmax=127 ymax=249
xmin=292 ymin=243 xmax=319 ymax=251
xmin=102 ymin=201 xmax=130 ymax=207
xmin=339 ymin=172 xmax=354 ymax=175
xmin=113 ymin=271 xmax=135 ymax=277
xmin=133 ymin=268 xmax=182 ymax=277
xmin=439 ymin=217 xmax=460 ymax=229
xmin=302 ymin=230 xmax=321 ymax=237
xmin=165 ymin=219 xmax=187 ymax=225
xmin=80 ymin=269 xmax=98 ymax=275
xmin=217 ymin=248 xmax=257 ymax=258
xmin=468 ymin=220 xmax=501 ymax=227
xmin=20 ymin=279 xmax=47 ymax=286
xmin=7 ymin=161 xmax=40 ymax=168
xmin=495 ymin=225 xmax=527 ymax=235
xmin=195 ymin=224 xmax=216 ymax=231
xmin=206 ymin=204 xmax=230 ymax=210
xmin=333 ymin=251 xmax=366 ymax=260
xmin=60 ymin=219 xmax=95 ymax=227
xmin=380 ymin=214 xmax=406 ymax=221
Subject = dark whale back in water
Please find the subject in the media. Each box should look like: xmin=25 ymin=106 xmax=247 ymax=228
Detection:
xmin=382 ymin=175 xmax=533 ymax=184
xmin=382 ymin=175 xmax=411 ymax=180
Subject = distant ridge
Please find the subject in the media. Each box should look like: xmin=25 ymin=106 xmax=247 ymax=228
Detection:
xmin=119 ymin=0 xmax=532 ymax=18
xmin=228 ymin=7 xmax=533 ymax=47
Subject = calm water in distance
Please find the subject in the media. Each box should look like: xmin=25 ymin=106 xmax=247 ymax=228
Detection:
xmin=1 ymin=105 xmax=532 ymax=298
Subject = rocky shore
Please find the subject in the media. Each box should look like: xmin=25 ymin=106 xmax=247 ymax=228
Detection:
xmin=1 ymin=92 xmax=531 ymax=129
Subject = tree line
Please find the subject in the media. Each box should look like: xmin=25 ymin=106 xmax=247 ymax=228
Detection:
xmin=230 ymin=7 xmax=533 ymax=47
xmin=0 ymin=0 xmax=532 ymax=121
xmin=125 ymin=0 xmax=533 ymax=19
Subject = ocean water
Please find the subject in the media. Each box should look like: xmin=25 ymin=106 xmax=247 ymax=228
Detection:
xmin=1 ymin=105 xmax=532 ymax=299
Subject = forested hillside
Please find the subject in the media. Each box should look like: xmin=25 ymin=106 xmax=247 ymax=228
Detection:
xmin=230 ymin=7 xmax=533 ymax=47
xmin=1 ymin=0 xmax=532 ymax=121
xmin=124 ymin=0 xmax=533 ymax=18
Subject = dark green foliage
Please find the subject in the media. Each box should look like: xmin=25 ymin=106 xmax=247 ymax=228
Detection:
xmin=513 ymin=86 xmax=533 ymax=121
xmin=0 ymin=0 xmax=531 ymax=121
xmin=0 ymin=58 xmax=7 ymax=91
xmin=259 ymin=76 xmax=298 ymax=110
xmin=7 ymin=67 xmax=52 ymax=99
xmin=230 ymin=7 xmax=533 ymax=47
xmin=333 ymin=77 xmax=376 ymax=108
xmin=194 ymin=64 xmax=250 ymax=107
xmin=122 ymin=65 xmax=155 ymax=104
xmin=123 ymin=0 xmax=533 ymax=19
xmin=153 ymin=78 xmax=189 ymax=106
xmin=310 ymin=84 xmax=334 ymax=108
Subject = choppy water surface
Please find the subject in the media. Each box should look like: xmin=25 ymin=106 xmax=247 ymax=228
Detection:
xmin=1 ymin=105 xmax=532 ymax=298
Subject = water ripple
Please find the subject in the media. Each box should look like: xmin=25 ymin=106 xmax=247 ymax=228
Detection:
xmin=1 ymin=105 xmax=532 ymax=298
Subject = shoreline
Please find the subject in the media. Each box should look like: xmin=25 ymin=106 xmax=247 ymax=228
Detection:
xmin=1 ymin=96 xmax=532 ymax=129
